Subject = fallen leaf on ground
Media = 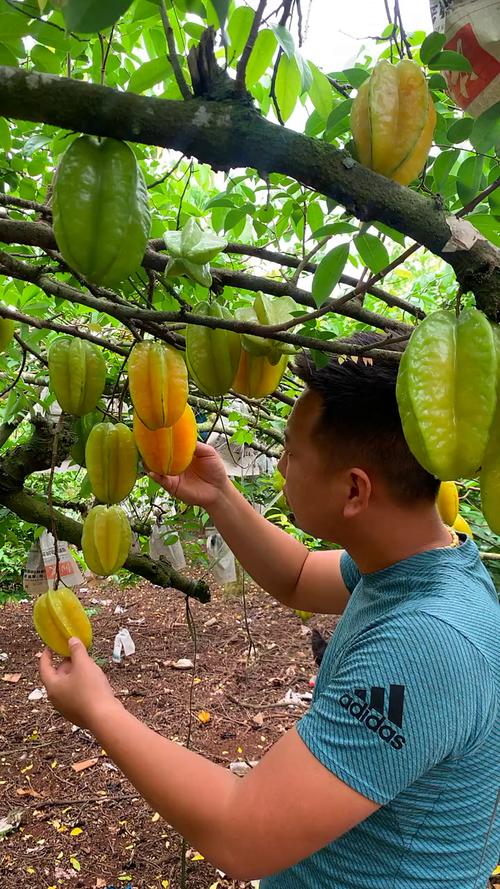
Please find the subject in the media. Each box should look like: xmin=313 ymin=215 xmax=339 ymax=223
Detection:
xmin=71 ymin=757 xmax=98 ymax=773
xmin=2 ymin=673 xmax=22 ymax=683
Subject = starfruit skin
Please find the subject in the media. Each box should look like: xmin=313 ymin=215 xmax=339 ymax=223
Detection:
xmin=48 ymin=337 xmax=106 ymax=417
xmin=128 ymin=341 xmax=188 ymax=430
xmin=164 ymin=219 xmax=227 ymax=287
xmin=0 ymin=315 xmax=16 ymax=353
xmin=232 ymin=350 xmax=288 ymax=399
xmin=396 ymin=309 xmax=497 ymax=480
xmin=81 ymin=504 xmax=132 ymax=576
xmin=480 ymin=324 xmax=500 ymax=534
xmin=186 ymin=302 xmax=241 ymax=396
xmin=351 ymin=59 xmax=436 ymax=186
xmin=133 ymin=404 xmax=197 ymax=476
xmin=436 ymin=481 xmax=459 ymax=526
xmin=85 ymin=422 xmax=138 ymax=504
xmin=52 ymin=136 xmax=151 ymax=287
xmin=33 ymin=588 xmax=92 ymax=658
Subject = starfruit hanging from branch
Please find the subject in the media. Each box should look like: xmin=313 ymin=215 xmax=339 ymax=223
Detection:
xmin=236 ymin=293 xmax=298 ymax=365
xmin=33 ymin=588 xmax=92 ymax=658
xmin=128 ymin=341 xmax=188 ymax=430
xmin=48 ymin=337 xmax=106 ymax=417
xmin=164 ymin=218 xmax=227 ymax=287
xmin=185 ymin=301 xmax=241 ymax=396
xmin=133 ymin=404 xmax=197 ymax=476
xmin=81 ymin=505 xmax=132 ymax=576
xmin=351 ymin=59 xmax=436 ymax=186
xmin=232 ymin=350 xmax=289 ymax=399
xmin=85 ymin=422 xmax=138 ymax=505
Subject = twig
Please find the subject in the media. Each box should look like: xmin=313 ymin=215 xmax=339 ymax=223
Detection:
xmin=235 ymin=0 xmax=268 ymax=92
xmin=176 ymin=161 xmax=193 ymax=229
xmin=291 ymin=235 xmax=330 ymax=285
xmin=0 ymin=348 xmax=26 ymax=399
xmin=147 ymin=154 xmax=185 ymax=189
xmin=457 ymin=178 xmax=500 ymax=217
xmin=159 ymin=0 xmax=192 ymax=100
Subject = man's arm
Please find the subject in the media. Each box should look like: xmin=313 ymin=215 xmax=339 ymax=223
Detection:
xmin=208 ymin=479 xmax=350 ymax=615
xmin=86 ymin=696 xmax=378 ymax=881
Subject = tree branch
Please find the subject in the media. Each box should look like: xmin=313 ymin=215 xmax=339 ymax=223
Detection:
xmin=235 ymin=0 xmax=268 ymax=92
xmin=159 ymin=0 xmax=192 ymax=100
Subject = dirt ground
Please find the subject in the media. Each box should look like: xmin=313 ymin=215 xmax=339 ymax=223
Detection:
xmin=0 ymin=562 xmax=498 ymax=889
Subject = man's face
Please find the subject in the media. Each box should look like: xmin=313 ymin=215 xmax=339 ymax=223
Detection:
xmin=277 ymin=389 xmax=347 ymax=540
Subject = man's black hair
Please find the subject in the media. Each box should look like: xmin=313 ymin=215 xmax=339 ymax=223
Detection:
xmin=293 ymin=332 xmax=440 ymax=504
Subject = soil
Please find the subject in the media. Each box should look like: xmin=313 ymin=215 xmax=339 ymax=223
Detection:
xmin=0 ymin=563 xmax=498 ymax=889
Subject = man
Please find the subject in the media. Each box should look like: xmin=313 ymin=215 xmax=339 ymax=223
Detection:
xmin=40 ymin=339 xmax=500 ymax=888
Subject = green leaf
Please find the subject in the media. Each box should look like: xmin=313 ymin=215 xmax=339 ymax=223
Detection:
xmin=312 ymin=243 xmax=349 ymax=306
xmin=245 ymin=29 xmax=277 ymax=88
xmin=227 ymin=6 xmax=254 ymax=60
xmin=427 ymin=50 xmax=472 ymax=72
xmin=456 ymin=155 xmax=485 ymax=206
xmin=62 ymin=0 xmax=135 ymax=32
xmin=431 ymin=148 xmax=460 ymax=191
xmin=30 ymin=44 xmax=63 ymax=75
xmin=326 ymin=99 xmax=352 ymax=131
xmin=447 ymin=117 xmax=473 ymax=144
xmin=374 ymin=223 xmax=406 ymax=246
xmin=466 ymin=213 xmax=500 ymax=247
xmin=275 ymin=54 xmax=301 ymax=122
xmin=312 ymin=222 xmax=357 ymax=238
xmin=420 ymin=31 xmax=446 ymax=65
xmin=0 ymin=43 xmax=19 ymax=67
xmin=0 ymin=117 xmax=11 ymax=152
xmin=208 ymin=0 xmax=230 ymax=29
xmin=294 ymin=52 xmax=313 ymax=92
xmin=428 ymin=73 xmax=447 ymax=91
xmin=128 ymin=57 xmax=172 ymax=94
xmin=308 ymin=62 xmax=333 ymax=121
xmin=271 ymin=24 xmax=295 ymax=60
xmin=342 ymin=67 xmax=370 ymax=88
xmin=470 ymin=102 xmax=500 ymax=154
xmin=354 ymin=233 xmax=389 ymax=274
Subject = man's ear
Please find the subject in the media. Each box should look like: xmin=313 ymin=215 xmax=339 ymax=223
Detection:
xmin=343 ymin=468 xmax=372 ymax=518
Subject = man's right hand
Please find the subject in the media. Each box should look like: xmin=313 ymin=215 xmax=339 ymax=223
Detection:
xmin=150 ymin=442 xmax=230 ymax=509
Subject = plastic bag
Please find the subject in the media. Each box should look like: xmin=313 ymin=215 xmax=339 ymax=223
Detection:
xmin=430 ymin=0 xmax=500 ymax=115
xmin=205 ymin=527 xmax=236 ymax=583
xmin=149 ymin=522 xmax=186 ymax=570
xmin=23 ymin=531 xmax=84 ymax=595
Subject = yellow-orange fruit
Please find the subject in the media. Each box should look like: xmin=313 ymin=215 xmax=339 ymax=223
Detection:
xmin=133 ymin=403 xmax=197 ymax=476
xmin=33 ymin=588 xmax=92 ymax=657
xmin=232 ymin=350 xmax=288 ymax=399
xmin=437 ymin=481 xmax=459 ymax=526
xmin=128 ymin=341 xmax=188 ymax=430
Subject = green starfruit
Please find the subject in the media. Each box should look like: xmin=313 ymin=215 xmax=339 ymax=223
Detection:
xmin=237 ymin=292 xmax=298 ymax=366
xmin=396 ymin=308 xmax=497 ymax=480
xmin=185 ymin=301 xmax=241 ymax=397
xmin=480 ymin=324 xmax=500 ymax=534
xmin=164 ymin=219 xmax=227 ymax=287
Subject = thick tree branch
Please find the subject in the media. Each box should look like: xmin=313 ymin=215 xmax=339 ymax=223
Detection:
xmin=1 ymin=67 xmax=498 ymax=314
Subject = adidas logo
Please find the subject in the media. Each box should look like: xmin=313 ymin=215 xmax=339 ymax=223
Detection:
xmin=339 ymin=684 xmax=406 ymax=751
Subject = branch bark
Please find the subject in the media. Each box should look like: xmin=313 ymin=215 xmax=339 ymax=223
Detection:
xmin=1 ymin=67 xmax=498 ymax=315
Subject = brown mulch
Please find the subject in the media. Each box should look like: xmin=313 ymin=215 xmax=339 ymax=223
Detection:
xmin=0 ymin=562 xmax=337 ymax=889
xmin=0 ymin=563 xmax=497 ymax=889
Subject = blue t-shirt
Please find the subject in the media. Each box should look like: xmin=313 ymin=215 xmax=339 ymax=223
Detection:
xmin=261 ymin=536 xmax=500 ymax=888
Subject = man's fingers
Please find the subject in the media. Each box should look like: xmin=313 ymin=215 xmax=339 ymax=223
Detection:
xmin=68 ymin=637 xmax=89 ymax=663
xmin=38 ymin=647 xmax=54 ymax=686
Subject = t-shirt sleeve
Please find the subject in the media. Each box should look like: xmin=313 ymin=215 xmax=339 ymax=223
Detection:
xmin=340 ymin=551 xmax=361 ymax=594
xmin=296 ymin=612 xmax=496 ymax=805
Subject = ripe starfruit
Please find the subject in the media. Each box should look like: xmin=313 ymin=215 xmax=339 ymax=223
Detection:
xmin=237 ymin=293 xmax=298 ymax=365
xmin=294 ymin=610 xmax=314 ymax=623
xmin=436 ymin=481 xmax=459 ymax=526
xmin=232 ymin=350 xmax=288 ymax=399
xmin=351 ymin=58 xmax=436 ymax=186
xmin=185 ymin=302 xmax=241 ymax=396
xmin=0 ymin=315 xmax=16 ymax=352
xmin=128 ymin=341 xmax=188 ymax=430
xmin=33 ymin=588 xmax=92 ymax=658
xmin=85 ymin=422 xmax=138 ymax=504
xmin=133 ymin=403 xmax=197 ymax=476
xmin=396 ymin=309 xmax=496 ymax=480
xmin=453 ymin=514 xmax=473 ymax=537
xmin=81 ymin=504 xmax=132 ymax=576
xmin=52 ymin=135 xmax=151 ymax=287
xmin=48 ymin=337 xmax=106 ymax=416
